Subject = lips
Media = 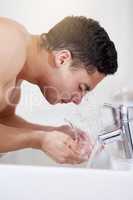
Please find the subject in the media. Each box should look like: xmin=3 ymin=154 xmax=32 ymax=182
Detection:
xmin=61 ymin=98 xmax=81 ymax=104
xmin=61 ymin=99 xmax=71 ymax=103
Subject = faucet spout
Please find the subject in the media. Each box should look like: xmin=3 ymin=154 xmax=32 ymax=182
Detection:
xmin=98 ymin=129 xmax=122 ymax=145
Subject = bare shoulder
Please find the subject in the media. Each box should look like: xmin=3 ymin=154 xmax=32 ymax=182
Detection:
xmin=0 ymin=17 xmax=30 ymax=84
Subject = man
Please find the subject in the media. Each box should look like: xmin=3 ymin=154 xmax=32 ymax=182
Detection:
xmin=0 ymin=16 xmax=118 ymax=164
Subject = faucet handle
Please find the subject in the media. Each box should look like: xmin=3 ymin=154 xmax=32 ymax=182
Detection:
xmin=103 ymin=103 xmax=118 ymax=110
xmin=103 ymin=103 xmax=121 ymax=127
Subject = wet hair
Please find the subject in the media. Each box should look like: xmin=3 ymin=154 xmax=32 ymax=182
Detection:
xmin=40 ymin=16 xmax=118 ymax=75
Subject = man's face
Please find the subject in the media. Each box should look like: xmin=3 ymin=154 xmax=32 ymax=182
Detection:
xmin=39 ymin=50 xmax=105 ymax=105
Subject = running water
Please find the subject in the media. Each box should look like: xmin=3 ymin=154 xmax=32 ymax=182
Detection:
xmin=64 ymin=118 xmax=104 ymax=167
xmin=86 ymin=140 xmax=103 ymax=168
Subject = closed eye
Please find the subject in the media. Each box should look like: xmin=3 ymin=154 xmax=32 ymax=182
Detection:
xmin=85 ymin=84 xmax=91 ymax=92
xmin=79 ymin=84 xmax=91 ymax=93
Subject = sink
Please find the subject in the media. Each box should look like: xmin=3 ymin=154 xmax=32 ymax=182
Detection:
xmin=0 ymin=164 xmax=133 ymax=200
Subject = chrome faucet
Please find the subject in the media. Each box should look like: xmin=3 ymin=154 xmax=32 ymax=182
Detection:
xmin=98 ymin=103 xmax=133 ymax=158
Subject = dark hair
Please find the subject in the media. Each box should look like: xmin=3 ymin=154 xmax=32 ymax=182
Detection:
xmin=41 ymin=16 xmax=118 ymax=75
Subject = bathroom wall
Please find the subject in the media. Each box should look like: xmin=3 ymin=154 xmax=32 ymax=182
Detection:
xmin=0 ymin=0 xmax=132 ymax=168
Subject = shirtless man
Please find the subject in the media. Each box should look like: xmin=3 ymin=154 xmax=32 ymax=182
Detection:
xmin=0 ymin=16 xmax=118 ymax=164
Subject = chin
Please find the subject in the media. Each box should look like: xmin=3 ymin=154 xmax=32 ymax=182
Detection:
xmin=45 ymin=96 xmax=60 ymax=105
xmin=48 ymin=101 xmax=58 ymax=105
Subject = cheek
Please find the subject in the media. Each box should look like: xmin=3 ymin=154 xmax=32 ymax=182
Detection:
xmin=54 ymin=72 xmax=79 ymax=95
xmin=65 ymin=81 xmax=78 ymax=93
xmin=58 ymin=81 xmax=78 ymax=100
xmin=59 ymin=76 xmax=76 ymax=91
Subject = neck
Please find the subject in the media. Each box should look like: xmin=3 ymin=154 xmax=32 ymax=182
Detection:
xmin=19 ymin=35 xmax=44 ymax=84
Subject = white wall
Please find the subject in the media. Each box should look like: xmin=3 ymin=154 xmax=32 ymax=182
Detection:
xmin=0 ymin=0 xmax=132 ymax=168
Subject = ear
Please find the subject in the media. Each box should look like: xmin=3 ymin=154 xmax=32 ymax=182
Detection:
xmin=53 ymin=50 xmax=72 ymax=68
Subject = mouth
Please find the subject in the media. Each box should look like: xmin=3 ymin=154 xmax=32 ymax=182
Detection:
xmin=61 ymin=99 xmax=71 ymax=104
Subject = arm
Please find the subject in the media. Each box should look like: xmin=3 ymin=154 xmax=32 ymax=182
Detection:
xmin=0 ymin=121 xmax=91 ymax=164
xmin=0 ymin=103 xmax=92 ymax=163
xmin=0 ymin=81 xmax=57 ymax=132
xmin=0 ymin=122 xmax=42 ymax=153
xmin=0 ymin=114 xmax=57 ymax=131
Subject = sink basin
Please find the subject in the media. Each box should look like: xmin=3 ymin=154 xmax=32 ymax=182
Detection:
xmin=0 ymin=164 xmax=133 ymax=200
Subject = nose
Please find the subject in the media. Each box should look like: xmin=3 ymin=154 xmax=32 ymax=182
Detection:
xmin=72 ymin=96 xmax=83 ymax=105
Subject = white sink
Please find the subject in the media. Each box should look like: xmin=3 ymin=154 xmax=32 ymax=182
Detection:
xmin=0 ymin=164 xmax=133 ymax=200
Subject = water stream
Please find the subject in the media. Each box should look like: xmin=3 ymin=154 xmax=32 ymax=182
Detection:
xmin=86 ymin=140 xmax=103 ymax=168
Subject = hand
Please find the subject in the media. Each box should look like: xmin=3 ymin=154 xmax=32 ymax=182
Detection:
xmin=56 ymin=124 xmax=94 ymax=156
xmin=56 ymin=124 xmax=93 ymax=141
xmin=40 ymin=129 xmax=94 ymax=164
xmin=56 ymin=124 xmax=78 ymax=140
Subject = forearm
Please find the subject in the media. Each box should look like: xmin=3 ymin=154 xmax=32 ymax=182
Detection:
xmin=0 ymin=123 xmax=43 ymax=153
xmin=0 ymin=114 xmax=56 ymax=131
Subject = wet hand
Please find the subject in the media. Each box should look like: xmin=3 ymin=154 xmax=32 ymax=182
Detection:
xmin=56 ymin=124 xmax=94 ymax=158
xmin=40 ymin=127 xmax=94 ymax=164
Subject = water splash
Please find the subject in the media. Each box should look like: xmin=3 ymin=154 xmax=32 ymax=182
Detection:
xmin=86 ymin=140 xmax=103 ymax=168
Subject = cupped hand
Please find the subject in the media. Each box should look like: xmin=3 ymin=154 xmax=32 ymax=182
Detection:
xmin=40 ymin=126 xmax=94 ymax=164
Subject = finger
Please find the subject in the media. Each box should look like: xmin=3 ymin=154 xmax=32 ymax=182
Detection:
xmin=64 ymin=136 xmax=92 ymax=161
xmin=63 ymin=148 xmax=87 ymax=164
xmin=67 ymin=150 xmax=88 ymax=164
xmin=65 ymin=141 xmax=89 ymax=163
